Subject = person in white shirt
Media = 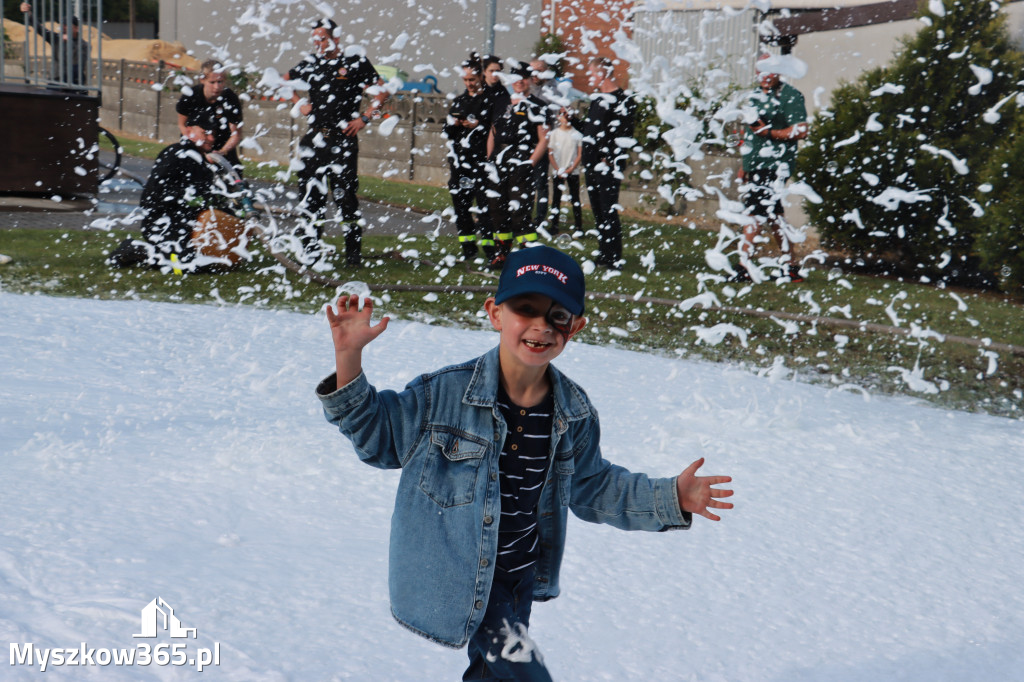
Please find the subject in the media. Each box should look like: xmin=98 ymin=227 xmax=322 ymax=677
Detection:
xmin=546 ymin=108 xmax=583 ymax=236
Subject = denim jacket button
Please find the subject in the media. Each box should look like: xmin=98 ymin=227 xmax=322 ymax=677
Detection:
xmin=483 ymin=515 xmax=493 ymax=524
xmin=490 ymin=472 xmax=498 ymax=481
xmin=480 ymin=558 xmax=489 ymax=567
xmin=475 ymin=600 xmax=484 ymax=610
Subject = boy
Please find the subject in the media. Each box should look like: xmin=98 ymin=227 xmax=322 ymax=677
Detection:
xmin=736 ymin=54 xmax=809 ymax=283
xmin=316 ymin=245 xmax=733 ymax=679
xmin=546 ymin=108 xmax=584 ymax=236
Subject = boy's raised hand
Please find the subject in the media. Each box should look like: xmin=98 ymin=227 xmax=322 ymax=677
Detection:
xmin=675 ymin=458 xmax=733 ymax=522
xmin=327 ymin=295 xmax=389 ymax=351
xmin=327 ymin=295 xmax=389 ymax=388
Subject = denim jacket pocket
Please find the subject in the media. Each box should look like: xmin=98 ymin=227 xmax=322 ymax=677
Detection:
xmin=554 ymin=454 xmax=575 ymax=507
xmin=419 ymin=428 xmax=488 ymax=508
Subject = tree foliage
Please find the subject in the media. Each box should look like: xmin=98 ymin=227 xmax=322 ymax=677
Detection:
xmin=976 ymin=114 xmax=1024 ymax=296
xmin=797 ymin=0 xmax=1024 ymax=286
xmin=104 ymin=0 xmax=159 ymax=25
xmin=532 ymin=33 xmax=566 ymax=78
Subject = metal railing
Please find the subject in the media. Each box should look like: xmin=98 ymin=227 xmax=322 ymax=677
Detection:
xmin=1 ymin=0 xmax=102 ymax=95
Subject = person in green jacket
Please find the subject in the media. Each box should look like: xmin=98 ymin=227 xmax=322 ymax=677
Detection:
xmin=737 ymin=54 xmax=809 ymax=282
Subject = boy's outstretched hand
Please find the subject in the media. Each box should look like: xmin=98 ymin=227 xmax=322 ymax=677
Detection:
xmin=326 ymin=295 xmax=389 ymax=388
xmin=676 ymin=458 xmax=733 ymax=522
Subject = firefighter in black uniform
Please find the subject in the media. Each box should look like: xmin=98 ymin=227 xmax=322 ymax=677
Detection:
xmin=481 ymin=55 xmax=511 ymax=122
xmin=284 ymin=18 xmax=387 ymax=267
xmin=444 ymin=54 xmax=495 ymax=261
xmin=577 ymin=56 xmax=637 ymax=270
xmin=485 ymin=61 xmax=548 ymax=268
xmin=107 ymin=130 xmax=217 ymax=269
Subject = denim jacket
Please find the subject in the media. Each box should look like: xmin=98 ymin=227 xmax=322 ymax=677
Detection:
xmin=316 ymin=346 xmax=690 ymax=648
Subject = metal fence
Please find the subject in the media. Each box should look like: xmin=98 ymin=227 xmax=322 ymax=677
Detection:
xmin=631 ymin=7 xmax=759 ymax=92
xmin=91 ymin=59 xmax=456 ymax=186
xmin=2 ymin=0 xmax=102 ymax=95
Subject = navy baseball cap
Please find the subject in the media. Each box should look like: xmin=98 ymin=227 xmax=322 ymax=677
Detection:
xmin=494 ymin=246 xmax=585 ymax=316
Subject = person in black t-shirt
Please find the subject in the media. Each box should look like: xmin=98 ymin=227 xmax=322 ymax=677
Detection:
xmin=485 ymin=61 xmax=548 ymax=269
xmin=577 ymin=56 xmax=637 ymax=270
xmin=283 ymin=18 xmax=388 ymax=267
xmin=176 ymin=60 xmax=244 ymax=172
xmin=444 ymin=54 xmax=495 ymax=262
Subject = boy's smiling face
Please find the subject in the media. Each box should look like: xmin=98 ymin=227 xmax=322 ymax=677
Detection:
xmin=485 ymin=294 xmax=587 ymax=371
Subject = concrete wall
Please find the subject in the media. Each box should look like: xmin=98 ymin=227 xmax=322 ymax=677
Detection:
xmin=158 ymin=0 xmax=544 ymax=94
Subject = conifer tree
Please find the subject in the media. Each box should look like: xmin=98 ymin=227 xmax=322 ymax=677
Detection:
xmin=976 ymin=116 xmax=1024 ymax=295
xmin=797 ymin=0 xmax=1023 ymax=283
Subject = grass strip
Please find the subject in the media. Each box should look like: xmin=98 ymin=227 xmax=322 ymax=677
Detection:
xmin=2 ymin=216 xmax=1022 ymax=418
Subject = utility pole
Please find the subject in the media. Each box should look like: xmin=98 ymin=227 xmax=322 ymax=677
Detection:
xmin=485 ymin=0 xmax=496 ymax=55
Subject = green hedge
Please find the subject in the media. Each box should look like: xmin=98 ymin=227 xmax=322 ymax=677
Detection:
xmin=796 ymin=0 xmax=1024 ymax=288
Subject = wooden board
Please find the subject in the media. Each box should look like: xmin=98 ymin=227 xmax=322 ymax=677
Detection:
xmin=0 ymin=83 xmax=98 ymax=196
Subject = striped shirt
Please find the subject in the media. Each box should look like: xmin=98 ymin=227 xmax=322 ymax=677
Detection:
xmin=494 ymin=385 xmax=553 ymax=576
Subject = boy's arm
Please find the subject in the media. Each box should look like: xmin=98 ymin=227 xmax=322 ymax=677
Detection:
xmin=317 ymin=371 xmax=425 ymax=470
xmin=318 ymin=296 xmax=423 ymax=470
xmin=326 ymin=294 xmax=389 ymax=388
xmin=567 ymin=417 xmax=733 ymax=528
xmin=675 ymin=457 xmax=733 ymax=522
xmin=567 ymin=418 xmax=690 ymax=531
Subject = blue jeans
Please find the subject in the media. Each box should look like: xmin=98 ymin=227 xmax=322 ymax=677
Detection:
xmin=462 ymin=570 xmax=552 ymax=681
